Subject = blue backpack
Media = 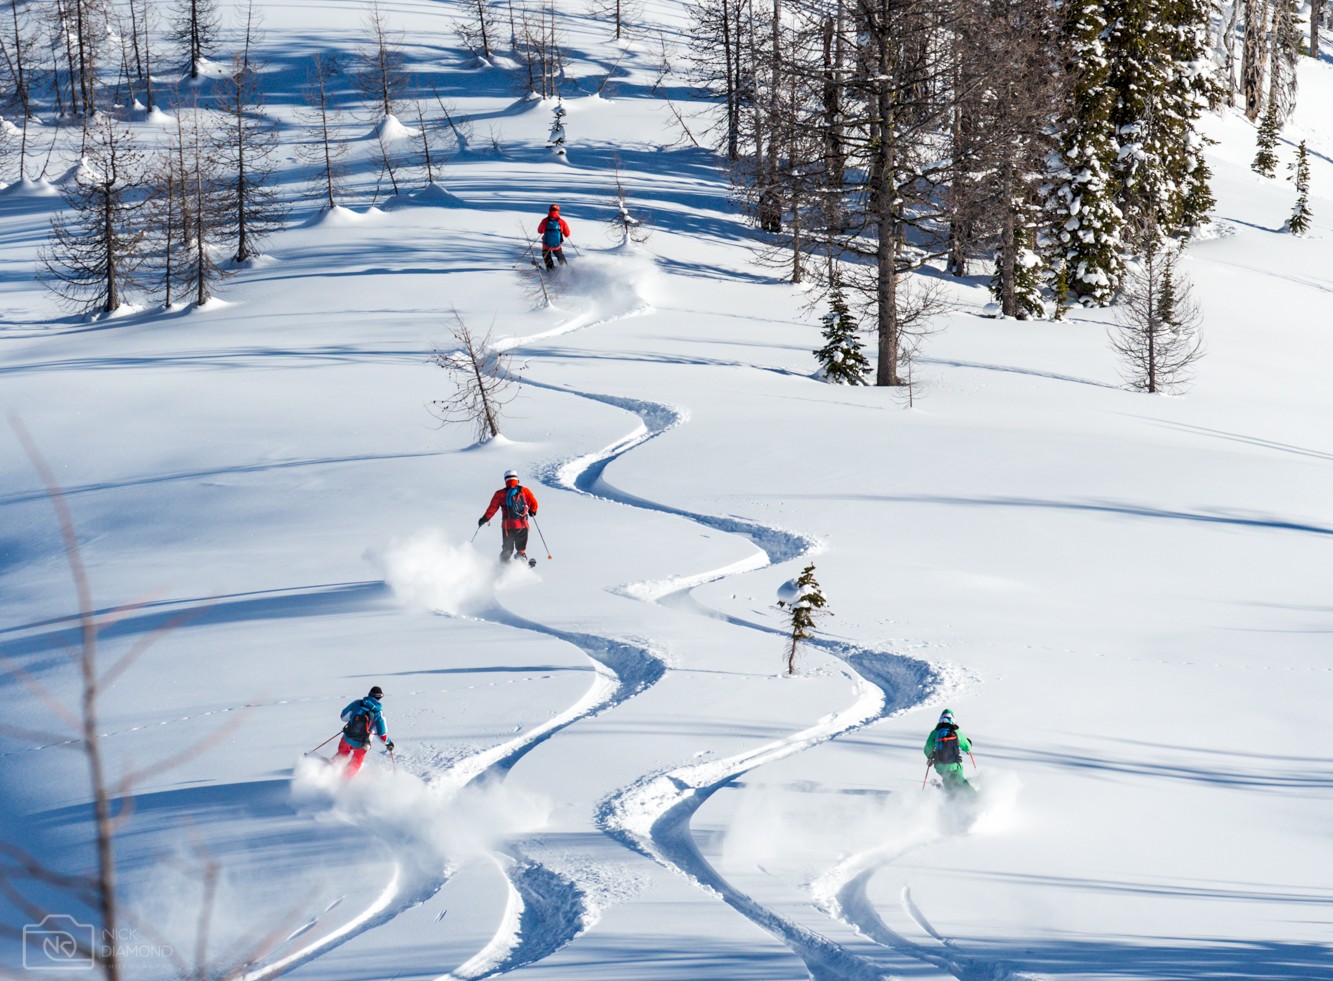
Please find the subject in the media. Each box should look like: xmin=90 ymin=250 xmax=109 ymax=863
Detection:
xmin=931 ymin=724 xmax=962 ymax=765
xmin=542 ymin=220 xmax=564 ymax=249
xmin=504 ymin=485 xmax=530 ymax=520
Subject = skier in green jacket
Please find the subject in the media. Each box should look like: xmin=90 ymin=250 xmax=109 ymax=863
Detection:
xmin=924 ymin=709 xmax=975 ymax=795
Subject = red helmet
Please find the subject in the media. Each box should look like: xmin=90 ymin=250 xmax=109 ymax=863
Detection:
xmin=549 ymin=204 xmax=560 ymax=214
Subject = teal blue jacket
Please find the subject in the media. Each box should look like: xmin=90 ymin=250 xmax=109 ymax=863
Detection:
xmin=340 ymin=696 xmax=388 ymax=749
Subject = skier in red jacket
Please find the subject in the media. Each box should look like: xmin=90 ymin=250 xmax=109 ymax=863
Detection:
xmin=479 ymin=470 xmax=539 ymax=566
xmin=538 ymin=204 xmax=571 ymax=270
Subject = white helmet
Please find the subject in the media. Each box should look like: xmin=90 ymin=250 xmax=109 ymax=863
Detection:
xmin=503 ymin=470 xmax=518 ymax=481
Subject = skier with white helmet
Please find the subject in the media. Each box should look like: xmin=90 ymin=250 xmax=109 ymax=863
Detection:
xmin=479 ymin=470 xmax=539 ymax=566
xmin=924 ymin=709 xmax=975 ymax=795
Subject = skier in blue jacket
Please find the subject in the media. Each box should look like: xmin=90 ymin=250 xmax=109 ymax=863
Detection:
xmin=335 ymin=685 xmax=393 ymax=778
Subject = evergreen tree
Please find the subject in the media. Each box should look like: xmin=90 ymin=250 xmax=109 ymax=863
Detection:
xmin=991 ymin=224 xmax=1045 ymax=319
xmin=1049 ymin=260 xmax=1071 ymax=321
xmin=1158 ymin=0 xmax=1216 ymax=234
xmin=1104 ymin=0 xmax=1172 ymax=239
xmin=814 ymin=276 xmax=869 ymax=383
xmin=1101 ymin=0 xmax=1214 ymax=242
xmin=1043 ymin=0 xmax=1122 ymax=305
xmin=1287 ymin=139 xmax=1312 ymax=234
xmin=1252 ymin=98 xmax=1280 ymax=177
xmin=779 ymin=563 xmax=828 ymax=676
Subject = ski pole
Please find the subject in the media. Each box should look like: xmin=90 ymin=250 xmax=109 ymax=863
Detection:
xmin=306 ymin=730 xmax=342 ymax=756
xmin=922 ymin=763 xmax=932 ymax=789
xmin=532 ymin=516 xmax=552 ymax=559
xmin=969 ymin=751 xmax=977 ymax=769
xmin=389 ymin=748 xmax=397 ymax=774
xmin=470 ymin=523 xmax=484 ymax=543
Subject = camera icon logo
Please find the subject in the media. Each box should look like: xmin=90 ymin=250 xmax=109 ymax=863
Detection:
xmin=23 ymin=914 xmax=95 ymax=970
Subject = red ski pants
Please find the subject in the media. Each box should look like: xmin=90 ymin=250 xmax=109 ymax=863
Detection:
xmin=335 ymin=737 xmax=368 ymax=777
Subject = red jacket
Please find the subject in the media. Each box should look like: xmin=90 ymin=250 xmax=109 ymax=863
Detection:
xmin=483 ymin=482 xmax=539 ymax=530
xmin=538 ymin=215 xmax=571 ymax=250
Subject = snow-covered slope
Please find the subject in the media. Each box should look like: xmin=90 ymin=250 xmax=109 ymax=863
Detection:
xmin=2 ymin=2 xmax=1331 ymax=979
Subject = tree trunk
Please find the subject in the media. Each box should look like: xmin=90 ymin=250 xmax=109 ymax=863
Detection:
xmin=102 ymin=187 xmax=116 ymax=312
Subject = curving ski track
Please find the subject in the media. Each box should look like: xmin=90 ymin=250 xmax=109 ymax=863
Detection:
xmin=261 ymin=255 xmax=965 ymax=979
xmin=453 ymin=257 xmax=967 ymax=979
xmin=811 ymin=807 xmax=1047 ymax=981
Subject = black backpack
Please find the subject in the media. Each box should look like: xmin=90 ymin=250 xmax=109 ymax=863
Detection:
xmin=503 ymin=485 xmax=530 ymax=520
xmin=931 ymin=723 xmax=962 ymax=765
xmin=343 ymin=701 xmax=374 ymax=742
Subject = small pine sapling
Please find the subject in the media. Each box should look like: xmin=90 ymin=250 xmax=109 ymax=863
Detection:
xmin=547 ymin=101 xmax=567 ymax=158
xmin=778 ymin=564 xmax=829 ymax=676
xmin=1287 ymin=140 xmax=1312 ymax=234
xmin=1252 ymin=100 xmax=1280 ymax=177
xmin=1049 ymin=260 xmax=1071 ymax=322
xmin=814 ymin=277 xmax=869 ymax=384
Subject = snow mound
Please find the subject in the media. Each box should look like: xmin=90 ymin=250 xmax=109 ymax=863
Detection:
xmin=307 ymin=205 xmax=382 ymax=227
xmin=775 ymin=576 xmax=812 ymax=607
xmin=370 ymin=113 xmax=420 ymax=142
xmin=0 ymin=177 xmax=60 ymax=198
xmin=54 ymin=160 xmax=94 ymax=186
xmin=383 ymin=182 xmax=466 ymax=210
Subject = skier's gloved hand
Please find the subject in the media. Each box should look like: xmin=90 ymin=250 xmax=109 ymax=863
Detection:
xmin=477 ymin=517 xmax=487 ymax=527
xmin=385 ymin=739 xmax=395 ymax=752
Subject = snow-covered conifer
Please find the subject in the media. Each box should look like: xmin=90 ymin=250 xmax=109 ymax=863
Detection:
xmin=778 ymin=564 xmax=828 ymax=676
xmin=1100 ymin=0 xmax=1215 ymax=242
xmin=547 ymin=100 xmax=566 ymax=157
xmin=1252 ymin=98 xmax=1280 ymax=177
xmin=1157 ymin=0 xmax=1217 ymax=235
xmin=814 ymin=276 xmax=869 ymax=384
xmin=1287 ymin=140 xmax=1312 ymax=235
xmin=1043 ymin=0 xmax=1122 ymax=305
xmin=1104 ymin=0 xmax=1174 ymax=238
xmin=991 ymin=224 xmax=1045 ymax=320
